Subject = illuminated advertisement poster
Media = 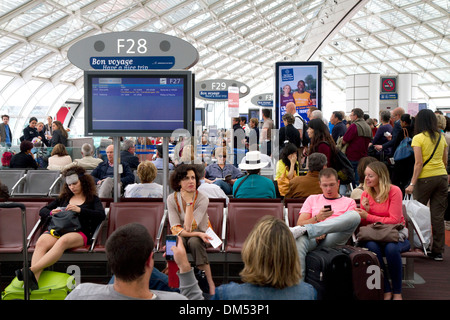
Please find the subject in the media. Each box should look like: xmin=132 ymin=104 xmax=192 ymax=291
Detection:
xmin=275 ymin=61 xmax=322 ymax=128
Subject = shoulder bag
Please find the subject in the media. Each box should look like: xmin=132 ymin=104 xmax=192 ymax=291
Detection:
xmin=393 ymin=128 xmax=414 ymax=161
xmin=47 ymin=210 xmax=82 ymax=237
xmin=356 ymin=222 xmax=404 ymax=243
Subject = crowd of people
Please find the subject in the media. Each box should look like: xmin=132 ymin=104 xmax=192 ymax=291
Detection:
xmin=1 ymin=107 xmax=449 ymax=301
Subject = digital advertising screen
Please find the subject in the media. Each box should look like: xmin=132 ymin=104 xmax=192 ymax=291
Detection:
xmin=275 ymin=61 xmax=322 ymax=128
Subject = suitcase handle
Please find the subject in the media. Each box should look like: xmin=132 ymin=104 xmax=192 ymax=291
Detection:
xmin=0 ymin=202 xmax=26 ymax=210
xmin=0 ymin=202 xmax=29 ymax=300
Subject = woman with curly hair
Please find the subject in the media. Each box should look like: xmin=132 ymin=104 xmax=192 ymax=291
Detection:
xmin=167 ymin=164 xmax=215 ymax=294
xmin=15 ymin=165 xmax=105 ymax=290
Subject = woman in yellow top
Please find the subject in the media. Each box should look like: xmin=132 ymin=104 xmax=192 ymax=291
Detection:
xmin=405 ymin=109 xmax=448 ymax=261
xmin=275 ymin=143 xmax=299 ymax=197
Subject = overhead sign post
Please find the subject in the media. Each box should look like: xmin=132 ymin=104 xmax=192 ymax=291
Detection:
xmin=68 ymin=31 xmax=199 ymax=204
xmin=195 ymin=79 xmax=250 ymax=101
xmin=195 ymin=79 xmax=250 ymax=128
xmin=251 ymin=93 xmax=273 ymax=107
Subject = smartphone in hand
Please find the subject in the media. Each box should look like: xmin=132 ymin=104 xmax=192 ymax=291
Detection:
xmin=165 ymin=235 xmax=178 ymax=261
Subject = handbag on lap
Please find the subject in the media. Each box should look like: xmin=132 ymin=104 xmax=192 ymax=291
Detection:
xmin=47 ymin=210 xmax=82 ymax=237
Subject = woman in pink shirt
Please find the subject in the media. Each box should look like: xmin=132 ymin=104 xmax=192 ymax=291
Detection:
xmin=356 ymin=161 xmax=410 ymax=300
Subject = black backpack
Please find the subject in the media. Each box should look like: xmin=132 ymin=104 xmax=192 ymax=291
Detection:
xmin=321 ymin=141 xmax=355 ymax=185
xmin=333 ymin=149 xmax=355 ymax=185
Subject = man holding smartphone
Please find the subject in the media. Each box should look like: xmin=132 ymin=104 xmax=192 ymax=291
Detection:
xmin=290 ymin=168 xmax=361 ymax=277
xmin=66 ymin=223 xmax=204 ymax=300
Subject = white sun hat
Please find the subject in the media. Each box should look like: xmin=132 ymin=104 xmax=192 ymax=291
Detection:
xmin=238 ymin=151 xmax=269 ymax=170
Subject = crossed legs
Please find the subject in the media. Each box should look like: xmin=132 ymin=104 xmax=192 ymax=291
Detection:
xmin=295 ymin=210 xmax=361 ymax=278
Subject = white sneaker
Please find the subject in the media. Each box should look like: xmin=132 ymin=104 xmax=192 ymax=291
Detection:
xmin=289 ymin=226 xmax=307 ymax=239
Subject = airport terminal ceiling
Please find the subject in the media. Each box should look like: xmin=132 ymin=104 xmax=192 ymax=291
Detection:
xmin=0 ymin=0 xmax=449 ymax=138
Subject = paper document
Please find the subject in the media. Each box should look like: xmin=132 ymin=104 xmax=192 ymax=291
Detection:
xmin=206 ymin=227 xmax=222 ymax=249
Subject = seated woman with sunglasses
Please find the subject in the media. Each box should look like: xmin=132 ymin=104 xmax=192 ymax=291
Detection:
xmin=16 ymin=165 xmax=105 ymax=290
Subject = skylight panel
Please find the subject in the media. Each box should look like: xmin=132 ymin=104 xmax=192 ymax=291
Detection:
xmin=427 ymin=19 xmax=450 ymax=36
xmin=3 ymin=5 xmax=66 ymax=37
xmin=365 ymin=0 xmax=394 ymax=14
xmin=84 ymin=1 xmax=129 ymax=25
xmin=150 ymin=0 xmax=186 ymax=15
xmin=62 ymin=0 xmax=96 ymax=12
xmin=179 ymin=12 xmax=211 ymax=32
xmin=0 ymin=0 xmax=28 ymax=16
xmin=402 ymin=25 xmax=438 ymax=41
xmin=59 ymin=67 xmax=83 ymax=83
xmin=33 ymin=55 xmax=69 ymax=78
xmin=0 ymin=44 xmax=51 ymax=74
xmin=165 ymin=2 xmax=201 ymax=25
xmin=430 ymin=70 xmax=450 ymax=83
xmin=403 ymin=2 xmax=443 ymax=22
xmin=0 ymin=36 xmax=19 ymax=55
xmin=378 ymin=10 xmax=416 ymax=26
xmin=395 ymin=44 xmax=429 ymax=58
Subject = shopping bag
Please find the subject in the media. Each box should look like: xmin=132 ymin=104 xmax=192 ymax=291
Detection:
xmin=402 ymin=195 xmax=432 ymax=250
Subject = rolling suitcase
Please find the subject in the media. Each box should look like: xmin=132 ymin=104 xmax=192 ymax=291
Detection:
xmin=2 ymin=270 xmax=76 ymax=300
xmin=338 ymin=245 xmax=384 ymax=300
xmin=304 ymin=247 xmax=353 ymax=300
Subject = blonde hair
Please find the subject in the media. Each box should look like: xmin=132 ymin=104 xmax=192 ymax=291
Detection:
xmin=137 ymin=161 xmax=157 ymax=183
xmin=436 ymin=114 xmax=446 ymax=131
xmin=240 ymin=216 xmax=302 ymax=289
xmin=179 ymin=145 xmax=196 ymax=163
xmin=250 ymin=118 xmax=259 ymax=127
xmin=364 ymin=161 xmax=391 ymax=203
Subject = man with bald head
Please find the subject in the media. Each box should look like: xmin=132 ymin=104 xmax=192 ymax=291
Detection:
xmin=285 ymin=102 xmax=304 ymax=140
xmin=91 ymin=144 xmax=135 ymax=198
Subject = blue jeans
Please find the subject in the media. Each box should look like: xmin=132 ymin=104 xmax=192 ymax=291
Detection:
xmin=363 ymin=240 xmax=410 ymax=294
xmin=295 ymin=210 xmax=361 ymax=277
xmin=213 ymin=179 xmax=232 ymax=195
xmin=349 ymin=160 xmax=360 ymax=187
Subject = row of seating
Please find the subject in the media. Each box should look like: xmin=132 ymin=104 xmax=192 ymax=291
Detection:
xmin=0 ymin=197 xmax=427 ymax=284
xmin=0 ymin=166 xmax=275 ymax=199
xmin=0 ymin=170 xmax=62 ymax=197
